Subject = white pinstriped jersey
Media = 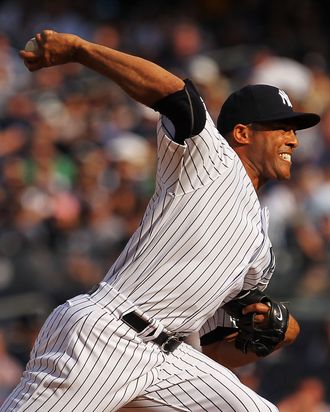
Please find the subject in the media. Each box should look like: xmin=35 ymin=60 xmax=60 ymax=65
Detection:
xmin=0 ymin=96 xmax=280 ymax=412
xmin=105 ymin=109 xmax=275 ymax=335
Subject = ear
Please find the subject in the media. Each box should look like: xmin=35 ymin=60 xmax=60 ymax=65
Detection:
xmin=232 ymin=124 xmax=251 ymax=145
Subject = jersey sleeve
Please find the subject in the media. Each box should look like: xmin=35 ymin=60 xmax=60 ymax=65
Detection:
xmin=152 ymin=79 xmax=206 ymax=144
xmin=153 ymin=80 xmax=236 ymax=195
xmin=242 ymin=207 xmax=275 ymax=291
xmin=199 ymin=308 xmax=238 ymax=346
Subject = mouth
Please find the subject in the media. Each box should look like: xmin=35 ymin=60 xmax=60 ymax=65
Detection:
xmin=279 ymin=153 xmax=292 ymax=163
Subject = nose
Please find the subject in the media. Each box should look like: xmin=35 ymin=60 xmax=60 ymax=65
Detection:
xmin=286 ymin=129 xmax=299 ymax=149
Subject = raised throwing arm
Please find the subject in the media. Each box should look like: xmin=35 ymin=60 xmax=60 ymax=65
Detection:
xmin=19 ymin=30 xmax=185 ymax=107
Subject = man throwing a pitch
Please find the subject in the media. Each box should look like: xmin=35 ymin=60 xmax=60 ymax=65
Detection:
xmin=1 ymin=30 xmax=319 ymax=411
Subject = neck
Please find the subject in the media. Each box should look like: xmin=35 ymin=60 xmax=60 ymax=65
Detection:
xmin=245 ymin=164 xmax=265 ymax=191
xmin=234 ymin=149 xmax=265 ymax=191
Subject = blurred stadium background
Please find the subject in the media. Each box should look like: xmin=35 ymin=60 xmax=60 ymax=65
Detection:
xmin=0 ymin=0 xmax=329 ymax=410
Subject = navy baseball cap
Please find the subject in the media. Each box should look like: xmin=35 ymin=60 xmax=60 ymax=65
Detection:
xmin=217 ymin=84 xmax=320 ymax=136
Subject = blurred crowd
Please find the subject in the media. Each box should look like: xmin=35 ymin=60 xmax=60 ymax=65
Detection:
xmin=0 ymin=0 xmax=329 ymax=409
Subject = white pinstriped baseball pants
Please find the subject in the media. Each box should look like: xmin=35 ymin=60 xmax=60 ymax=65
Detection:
xmin=0 ymin=283 xmax=278 ymax=412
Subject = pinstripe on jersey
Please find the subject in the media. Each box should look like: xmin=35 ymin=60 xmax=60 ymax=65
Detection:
xmin=0 ymin=285 xmax=279 ymax=412
xmin=105 ymin=111 xmax=274 ymax=335
xmin=0 ymin=105 xmax=278 ymax=412
xmin=121 ymin=342 xmax=278 ymax=412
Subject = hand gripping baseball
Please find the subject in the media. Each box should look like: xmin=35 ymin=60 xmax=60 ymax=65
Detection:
xmin=223 ymin=289 xmax=289 ymax=357
xmin=20 ymin=30 xmax=80 ymax=71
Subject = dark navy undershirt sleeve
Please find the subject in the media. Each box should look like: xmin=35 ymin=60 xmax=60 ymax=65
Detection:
xmin=200 ymin=327 xmax=238 ymax=346
xmin=152 ymin=79 xmax=206 ymax=144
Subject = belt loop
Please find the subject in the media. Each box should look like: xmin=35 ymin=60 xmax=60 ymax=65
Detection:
xmin=121 ymin=310 xmax=183 ymax=353
xmin=86 ymin=283 xmax=183 ymax=353
xmin=142 ymin=322 xmax=164 ymax=342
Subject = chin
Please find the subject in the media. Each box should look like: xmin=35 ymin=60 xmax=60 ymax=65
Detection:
xmin=265 ymin=165 xmax=291 ymax=182
xmin=278 ymin=170 xmax=291 ymax=180
xmin=275 ymin=164 xmax=292 ymax=180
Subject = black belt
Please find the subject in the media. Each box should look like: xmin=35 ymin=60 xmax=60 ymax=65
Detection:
xmin=87 ymin=286 xmax=182 ymax=353
xmin=121 ymin=311 xmax=183 ymax=353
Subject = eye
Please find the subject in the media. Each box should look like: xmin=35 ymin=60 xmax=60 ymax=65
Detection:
xmin=276 ymin=123 xmax=296 ymax=132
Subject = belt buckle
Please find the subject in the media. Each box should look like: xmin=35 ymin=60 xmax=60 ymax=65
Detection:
xmin=161 ymin=335 xmax=181 ymax=353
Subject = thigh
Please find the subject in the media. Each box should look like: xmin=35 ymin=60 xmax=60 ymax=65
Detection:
xmin=0 ymin=296 xmax=163 ymax=412
xmin=122 ymin=343 xmax=278 ymax=412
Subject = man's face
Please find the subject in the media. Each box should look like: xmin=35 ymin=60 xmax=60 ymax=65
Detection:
xmin=247 ymin=121 xmax=299 ymax=182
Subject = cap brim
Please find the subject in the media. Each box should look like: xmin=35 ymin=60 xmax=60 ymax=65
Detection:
xmin=258 ymin=112 xmax=320 ymax=130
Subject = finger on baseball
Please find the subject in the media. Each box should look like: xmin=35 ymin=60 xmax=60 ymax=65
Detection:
xmin=19 ymin=50 xmax=39 ymax=60
xmin=242 ymin=303 xmax=270 ymax=315
xmin=23 ymin=60 xmax=43 ymax=72
xmin=39 ymin=29 xmax=54 ymax=43
xmin=33 ymin=33 xmax=43 ymax=48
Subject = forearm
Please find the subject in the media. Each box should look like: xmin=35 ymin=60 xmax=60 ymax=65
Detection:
xmin=74 ymin=39 xmax=184 ymax=106
xmin=202 ymin=336 xmax=259 ymax=369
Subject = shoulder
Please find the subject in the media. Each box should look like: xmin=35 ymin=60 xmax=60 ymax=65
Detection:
xmin=152 ymin=79 xmax=207 ymax=144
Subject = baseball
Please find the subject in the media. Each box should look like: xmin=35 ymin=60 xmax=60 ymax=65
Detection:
xmin=24 ymin=37 xmax=38 ymax=52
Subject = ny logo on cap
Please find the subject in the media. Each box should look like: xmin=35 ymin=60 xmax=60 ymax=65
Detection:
xmin=278 ymin=90 xmax=292 ymax=107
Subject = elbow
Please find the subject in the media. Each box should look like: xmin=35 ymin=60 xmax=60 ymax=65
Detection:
xmin=143 ymin=76 xmax=185 ymax=107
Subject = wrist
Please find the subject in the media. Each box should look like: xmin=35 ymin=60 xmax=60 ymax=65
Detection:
xmin=71 ymin=36 xmax=88 ymax=63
